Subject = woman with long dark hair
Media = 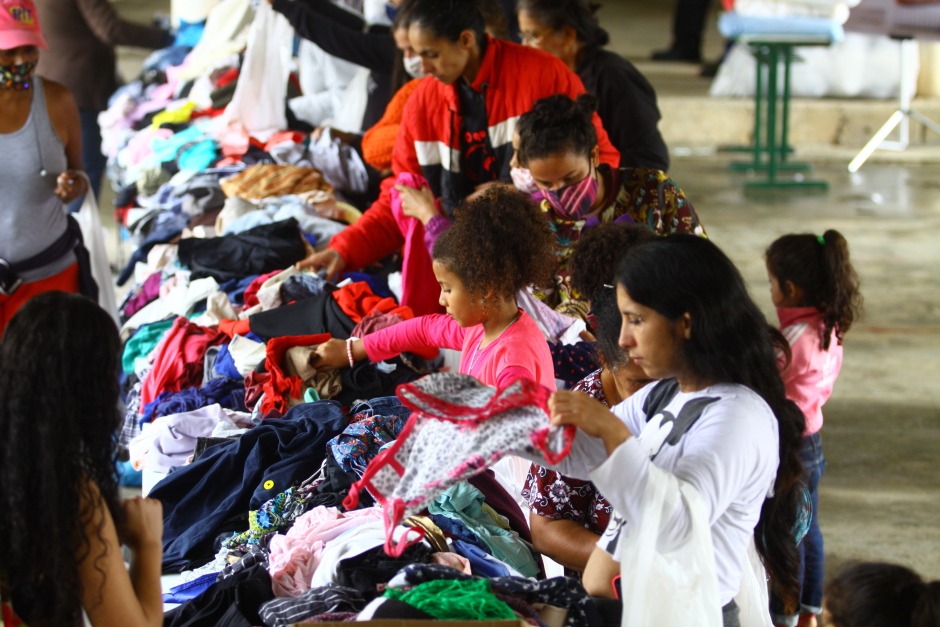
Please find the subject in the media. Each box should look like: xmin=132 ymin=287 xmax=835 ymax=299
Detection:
xmin=548 ymin=234 xmax=806 ymax=626
xmin=0 ymin=292 xmax=163 ymax=626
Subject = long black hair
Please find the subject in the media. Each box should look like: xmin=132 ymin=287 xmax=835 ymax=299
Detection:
xmin=516 ymin=93 xmax=597 ymax=166
xmin=616 ymin=234 xmax=806 ymax=611
xmin=766 ymin=229 xmax=863 ymax=350
xmin=516 ymin=0 xmax=609 ymax=49
xmin=0 ymin=292 xmax=124 ymax=625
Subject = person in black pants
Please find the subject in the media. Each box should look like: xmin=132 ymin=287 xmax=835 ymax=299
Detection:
xmin=651 ymin=0 xmax=712 ymax=63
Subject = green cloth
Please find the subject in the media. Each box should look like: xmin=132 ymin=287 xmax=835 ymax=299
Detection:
xmin=384 ymin=578 xmax=517 ymax=620
xmin=122 ymin=318 xmax=175 ymax=374
xmin=429 ymin=481 xmax=539 ymax=578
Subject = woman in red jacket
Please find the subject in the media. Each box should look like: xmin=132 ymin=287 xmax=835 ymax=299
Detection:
xmin=298 ymin=0 xmax=618 ymax=317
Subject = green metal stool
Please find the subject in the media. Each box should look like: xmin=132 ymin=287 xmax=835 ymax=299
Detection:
xmin=729 ymin=35 xmax=830 ymax=193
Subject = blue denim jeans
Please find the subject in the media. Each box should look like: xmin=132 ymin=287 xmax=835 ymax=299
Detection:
xmin=798 ymin=432 xmax=826 ymax=613
xmin=771 ymin=432 xmax=826 ymax=624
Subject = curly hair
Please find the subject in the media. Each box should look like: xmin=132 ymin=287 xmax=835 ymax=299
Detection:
xmin=516 ymin=0 xmax=610 ymax=48
xmin=616 ymin=235 xmax=807 ymax=612
xmin=432 ymin=185 xmax=555 ymax=299
xmin=516 ymin=94 xmax=598 ymax=166
xmin=567 ymin=223 xmax=655 ymax=369
xmin=0 ymin=293 xmax=124 ymax=625
xmin=766 ymin=229 xmax=864 ymax=350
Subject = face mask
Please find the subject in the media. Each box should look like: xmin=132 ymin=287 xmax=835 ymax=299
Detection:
xmin=0 ymin=60 xmax=37 ymax=90
xmin=530 ymin=167 xmax=599 ymax=219
xmin=510 ymin=167 xmax=538 ymax=195
xmin=403 ymin=54 xmax=425 ymax=79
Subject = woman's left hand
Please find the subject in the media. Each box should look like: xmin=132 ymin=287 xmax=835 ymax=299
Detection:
xmin=549 ymin=390 xmax=631 ymax=454
xmin=54 ymin=170 xmax=88 ymax=203
xmin=396 ymin=184 xmax=439 ymax=224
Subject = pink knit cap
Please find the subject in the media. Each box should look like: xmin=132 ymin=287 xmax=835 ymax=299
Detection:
xmin=0 ymin=0 xmax=47 ymax=51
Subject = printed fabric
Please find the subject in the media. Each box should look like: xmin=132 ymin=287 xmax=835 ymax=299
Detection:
xmin=523 ymin=369 xmax=612 ymax=535
xmin=343 ymin=373 xmax=573 ymax=557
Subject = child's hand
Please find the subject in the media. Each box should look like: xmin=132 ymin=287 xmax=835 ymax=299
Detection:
xmin=395 ymin=184 xmax=438 ymax=224
xmin=549 ymin=390 xmax=631 ymax=454
xmin=121 ymin=496 xmax=163 ymax=552
xmin=313 ymin=338 xmax=351 ymax=369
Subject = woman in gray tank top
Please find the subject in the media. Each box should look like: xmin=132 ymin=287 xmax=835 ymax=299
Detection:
xmin=0 ymin=0 xmax=89 ymax=336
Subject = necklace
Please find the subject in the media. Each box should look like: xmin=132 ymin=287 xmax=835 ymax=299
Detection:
xmin=466 ymin=310 xmax=522 ymax=376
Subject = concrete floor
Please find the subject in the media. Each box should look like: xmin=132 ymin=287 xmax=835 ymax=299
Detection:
xmin=106 ymin=0 xmax=940 ymax=580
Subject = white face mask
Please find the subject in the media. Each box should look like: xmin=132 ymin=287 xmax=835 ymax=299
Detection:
xmin=403 ymin=54 xmax=426 ymax=79
xmin=510 ymin=167 xmax=539 ymax=195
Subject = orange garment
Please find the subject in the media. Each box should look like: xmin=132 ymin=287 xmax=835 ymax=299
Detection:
xmin=361 ymin=78 xmax=421 ymax=172
xmin=0 ymin=262 xmax=80 ymax=339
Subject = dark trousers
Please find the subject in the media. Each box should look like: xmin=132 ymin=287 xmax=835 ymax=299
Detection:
xmin=671 ymin=0 xmax=713 ymax=57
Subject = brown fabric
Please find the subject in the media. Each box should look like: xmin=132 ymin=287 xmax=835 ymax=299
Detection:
xmin=219 ymin=164 xmax=334 ymax=202
xmin=35 ymin=0 xmax=168 ymax=111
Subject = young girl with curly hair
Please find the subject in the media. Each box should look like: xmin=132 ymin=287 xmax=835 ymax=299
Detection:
xmin=766 ymin=229 xmax=864 ymax=627
xmin=314 ymin=185 xmax=557 ymax=390
xmin=0 ymin=292 xmax=164 ymax=627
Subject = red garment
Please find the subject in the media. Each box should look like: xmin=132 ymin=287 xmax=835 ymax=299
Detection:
xmin=260 ymin=333 xmax=331 ymax=418
xmin=328 ymin=37 xmax=618 ymax=315
xmin=331 ymin=281 xmax=414 ymax=325
xmin=0 ymin=262 xmax=80 ymax=339
xmin=138 ymin=316 xmax=227 ymax=413
xmin=218 ymin=317 xmax=252 ymax=338
xmin=243 ymin=269 xmax=282 ymax=308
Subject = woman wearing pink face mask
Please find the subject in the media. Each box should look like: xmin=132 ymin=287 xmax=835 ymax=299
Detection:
xmin=515 ymin=93 xmax=706 ymax=315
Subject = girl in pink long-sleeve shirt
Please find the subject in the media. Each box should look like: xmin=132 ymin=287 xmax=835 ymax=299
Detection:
xmin=315 ymin=186 xmax=557 ymax=390
xmin=765 ymin=229 xmax=863 ymax=627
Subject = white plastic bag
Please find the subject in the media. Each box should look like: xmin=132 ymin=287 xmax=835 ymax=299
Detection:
xmin=74 ymin=176 xmax=119 ymax=324
xmin=618 ymin=467 xmax=722 ymax=627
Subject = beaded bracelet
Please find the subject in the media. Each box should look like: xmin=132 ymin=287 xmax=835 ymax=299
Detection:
xmin=346 ymin=337 xmax=358 ymax=368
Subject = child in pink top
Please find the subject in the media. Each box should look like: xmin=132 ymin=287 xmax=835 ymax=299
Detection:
xmin=766 ymin=229 xmax=863 ymax=627
xmin=314 ymin=186 xmax=558 ymax=390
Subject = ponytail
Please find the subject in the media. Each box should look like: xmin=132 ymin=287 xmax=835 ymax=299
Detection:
xmin=766 ymin=229 xmax=863 ymax=350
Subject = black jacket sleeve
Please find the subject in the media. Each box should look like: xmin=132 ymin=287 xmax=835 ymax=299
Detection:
xmin=272 ymin=0 xmax=394 ymax=75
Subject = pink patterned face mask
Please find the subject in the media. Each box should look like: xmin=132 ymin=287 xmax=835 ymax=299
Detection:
xmin=530 ymin=167 xmax=599 ymax=219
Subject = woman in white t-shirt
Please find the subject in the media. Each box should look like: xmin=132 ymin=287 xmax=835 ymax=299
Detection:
xmin=548 ymin=234 xmax=806 ymax=627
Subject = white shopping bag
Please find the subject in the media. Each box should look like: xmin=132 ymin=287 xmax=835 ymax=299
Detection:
xmin=74 ymin=174 xmax=119 ymax=324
